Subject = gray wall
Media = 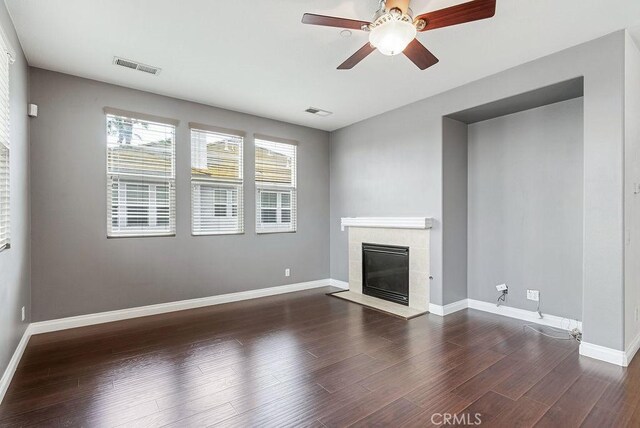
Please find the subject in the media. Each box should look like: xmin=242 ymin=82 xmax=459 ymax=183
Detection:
xmin=330 ymin=31 xmax=626 ymax=350
xmin=442 ymin=118 xmax=468 ymax=305
xmin=467 ymin=99 xmax=584 ymax=320
xmin=0 ymin=3 xmax=30 ymax=379
xmin=29 ymin=68 xmax=330 ymax=321
xmin=624 ymin=32 xmax=640 ymax=348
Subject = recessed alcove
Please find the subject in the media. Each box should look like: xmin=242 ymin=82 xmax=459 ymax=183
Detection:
xmin=442 ymin=77 xmax=585 ymax=322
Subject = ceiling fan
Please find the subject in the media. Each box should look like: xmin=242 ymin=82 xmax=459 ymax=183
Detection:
xmin=302 ymin=0 xmax=496 ymax=70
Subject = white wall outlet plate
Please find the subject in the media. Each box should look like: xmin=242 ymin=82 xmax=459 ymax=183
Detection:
xmin=527 ymin=289 xmax=540 ymax=301
xmin=496 ymin=284 xmax=508 ymax=292
xmin=285 ymin=268 xmax=290 ymax=277
xmin=28 ymin=103 xmax=38 ymax=118
xmin=21 ymin=306 xmax=25 ymax=322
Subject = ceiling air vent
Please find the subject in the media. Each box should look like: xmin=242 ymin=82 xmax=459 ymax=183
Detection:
xmin=113 ymin=57 xmax=161 ymax=75
xmin=305 ymin=107 xmax=332 ymax=117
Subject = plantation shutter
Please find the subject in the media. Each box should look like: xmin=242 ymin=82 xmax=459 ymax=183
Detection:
xmin=255 ymin=136 xmax=297 ymax=233
xmin=0 ymin=30 xmax=10 ymax=251
xmin=105 ymin=109 xmax=177 ymax=237
xmin=190 ymin=123 xmax=244 ymax=235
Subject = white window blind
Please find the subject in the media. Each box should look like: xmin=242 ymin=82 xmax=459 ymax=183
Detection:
xmin=255 ymin=136 xmax=297 ymax=233
xmin=0 ymin=31 xmax=10 ymax=251
xmin=190 ymin=124 xmax=244 ymax=235
xmin=106 ymin=110 xmax=176 ymax=237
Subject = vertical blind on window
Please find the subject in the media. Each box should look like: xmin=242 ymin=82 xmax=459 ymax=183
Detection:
xmin=255 ymin=136 xmax=297 ymax=233
xmin=190 ymin=124 xmax=244 ymax=235
xmin=0 ymin=32 xmax=10 ymax=251
xmin=106 ymin=110 xmax=177 ymax=237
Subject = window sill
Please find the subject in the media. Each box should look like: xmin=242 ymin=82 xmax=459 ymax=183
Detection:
xmin=192 ymin=232 xmax=245 ymax=237
xmin=107 ymin=233 xmax=176 ymax=239
xmin=256 ymin=229 xmax=297 ymax=235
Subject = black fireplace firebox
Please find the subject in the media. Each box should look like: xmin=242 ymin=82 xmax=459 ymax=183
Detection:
xmin=362 ymin=243 xmax=409 ymax=306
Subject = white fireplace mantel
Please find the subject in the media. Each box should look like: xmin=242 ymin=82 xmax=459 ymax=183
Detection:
xmin=340 ymin=217 xmax=433 ymax=231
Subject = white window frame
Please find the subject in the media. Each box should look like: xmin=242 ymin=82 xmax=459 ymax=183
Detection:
xmin=0 ymin=28 xmax=12 ymax=252
xmin=106 ymin=109 xmax=177 ymax=238
xmin=0 ymin=144 xmax=8 ymax=251
xmin=190 ymin=123 xmax=245 ymax=236
xmin=256 ymin=189 xmax=293 ymax=229
xmin=255 ymin=135 xmax=297 ymax=234
xmin=111 ymin=181 xmax=171 ymax=231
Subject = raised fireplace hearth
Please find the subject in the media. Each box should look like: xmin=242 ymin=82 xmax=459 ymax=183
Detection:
xmin=362 ymin=243 xmax=409 ymax=306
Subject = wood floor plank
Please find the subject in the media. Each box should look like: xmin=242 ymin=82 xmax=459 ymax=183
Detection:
xmin=451 ymin=357 xmax=522 ymax=401
xmin=581 ymin=403 xmax=639 ymax=428
xmin=451 ymin=390 xmax=516 ymax=427
xmin=488 ymin=396 xmax=549 ymax=427
xmin=403 ymin=349 xmax=506 ymax=408
xmin=163 ymin=402 xmax=237 ymax=428
xmin=349 ymin=397 xmax=426 ymax=428
xmin=1 ymin=287 xmax=636 ymax=428
xmin=533 ymin=374 xmax=610 ymax=427
xmin=523 ymin=353 xmax=583 ymax=406
xmin=401 ymin=392 xmax=473 ymax=428
xmin=491 ymin=362 xmax=552 ymax=400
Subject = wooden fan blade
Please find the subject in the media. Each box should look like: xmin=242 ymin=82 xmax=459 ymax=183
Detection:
xmin=416 ymin=0 xmax=496 ymax=32
xmin=403 ymin=39 xmax=439 ymax=70
xmin=337 ymin=44 xmax=376 ymax=70
xmin=302 ymin=13 xmax=370 ymax=30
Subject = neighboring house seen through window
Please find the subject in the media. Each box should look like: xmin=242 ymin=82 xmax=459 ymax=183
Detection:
xmin=190 ymin=124 xmax=244 ymax=235
xmin=255 ymin=136 xmax=297 ymax=233
xmin=106 ymin=110 xmax=176 ymax=237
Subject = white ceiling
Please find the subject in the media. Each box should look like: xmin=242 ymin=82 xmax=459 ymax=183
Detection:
xmin=6 ymin=0 xmax=640 ymax=131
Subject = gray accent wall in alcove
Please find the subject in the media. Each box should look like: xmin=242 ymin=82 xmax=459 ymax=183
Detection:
xmin=467 ymin=98 xmax=584 ymax=320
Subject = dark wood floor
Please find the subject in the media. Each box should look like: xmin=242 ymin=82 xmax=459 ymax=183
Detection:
xmin=1 ymin=287 xmax=639 ymax=427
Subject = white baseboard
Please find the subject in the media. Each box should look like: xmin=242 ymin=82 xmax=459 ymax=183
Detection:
xmin=429 ymin=299 xmax=584 ymax=332
xmin=0 ymin=326 xmax=32 ymax=405
xmin=30 ymin=278 xmax=333 ymax=335
xmin=580 ymin=341 xmax=627 ymax=366
xmin=429 ymin=299 xmax=468 ymax=316
xmin=329 ymin=279 xmax=349 ymax=290
xmin=624 ymin=332 xmax=640 ymax=367
xmin=466 ymin=299 xmax=583 ymax=331
xmin=428 ymin=298 xmax=582 ymax=331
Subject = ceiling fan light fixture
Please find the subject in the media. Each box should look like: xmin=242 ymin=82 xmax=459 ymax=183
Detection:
xmin=368 ymin=11 xmax=416 ymax=56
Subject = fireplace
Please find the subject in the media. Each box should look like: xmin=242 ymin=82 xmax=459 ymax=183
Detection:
xmin=362 ymin=243 xmax=410 ymax=306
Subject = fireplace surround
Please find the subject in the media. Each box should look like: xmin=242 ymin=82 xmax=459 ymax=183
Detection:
xmin=334 ymin=217 xmax=432 ymax=318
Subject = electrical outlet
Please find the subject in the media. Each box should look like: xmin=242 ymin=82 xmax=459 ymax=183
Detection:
xmin=21 ymin=306 xmax=25 ymax=322
xmin=496 ymin=284 xmax=507 ymax=292
xmin=285 ymin=268 xmax=290 ymax=277
xmin=527 ymin=289 xmax=540 ymax=302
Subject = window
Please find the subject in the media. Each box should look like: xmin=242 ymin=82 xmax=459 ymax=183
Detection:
xmin=255 ymin=135 xmax=297 ymax=233
xmin=190 ymin=123 xmax=244 ymax=235
xmin=106 ymin=109 xmax=177 ymax=237
xmin=0 ymin=31 xmax=10 ymax=251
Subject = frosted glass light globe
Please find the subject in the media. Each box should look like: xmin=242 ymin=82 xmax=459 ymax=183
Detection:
xmin=369 ymin=19 xmax=417 ymax=56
